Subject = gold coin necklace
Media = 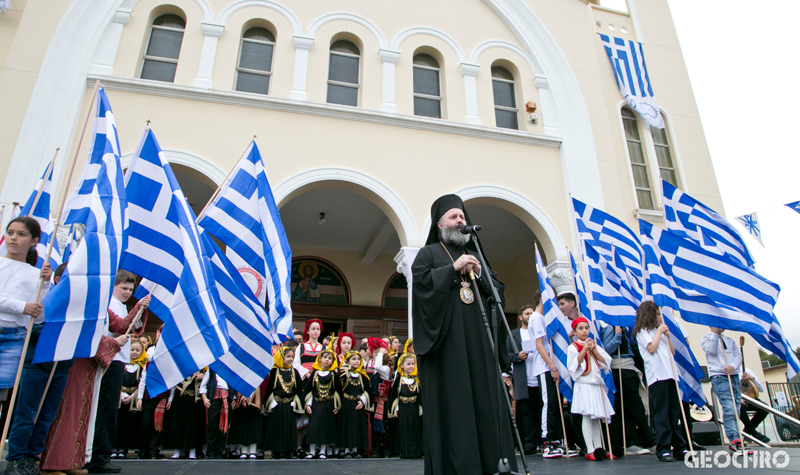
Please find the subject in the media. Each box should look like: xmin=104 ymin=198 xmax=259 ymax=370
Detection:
xmin=440 ymin=242 xmax=475 ymax=304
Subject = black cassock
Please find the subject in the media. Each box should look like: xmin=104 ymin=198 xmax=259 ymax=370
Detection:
xmin=412 ymin=240 xmax=517 ymax=475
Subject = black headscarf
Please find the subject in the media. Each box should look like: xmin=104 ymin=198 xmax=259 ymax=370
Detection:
xmin=425 ymin=194 xmax=476 ymax=246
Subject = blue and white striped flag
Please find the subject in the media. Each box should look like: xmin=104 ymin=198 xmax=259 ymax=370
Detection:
xmin=599 ymin=34 xmax=664 ymax=129
xmin=33 ymin=88 xmax=126 ymax=363
xmin=0 ymin=163 xmax=62 ymax=269
xmin=639 ymin=220 xmax=777 ymax=336
xmin=197 ymin=141 xmax=292 ymax=341
xmin=535 ymin=246 xmax=573 ymax=401
xmin=583 ymin=242 xmax=639 ymax=327
xmin=752 ymin=318 xmax=799 ymax=381
xmin=204 ymin=233 xmax=277 ymax=396
xmin=572 ymin=197 xmax=643 ymax=284
xmin=660 ymin=307 xmax=707 ymax=407
xmin=662 ymin=180 xmax=755 ymax=268
xmin=123 ymin=128 xmax=228 ymax=396
xmin=61 ymin=224 xmax=79 ymax=263
xmin=570 ymin=252 xmax=616 ymax=406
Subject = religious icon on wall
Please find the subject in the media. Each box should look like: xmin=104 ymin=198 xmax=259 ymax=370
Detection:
xmin=290 ymin=257 xmax=349 ymax=304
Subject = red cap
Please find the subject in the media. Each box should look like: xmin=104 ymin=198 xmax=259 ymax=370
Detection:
xmin=571 ymin=316 xmax=589 ymax=331
xmin=303 ymin=319 xmax=323 ymax=342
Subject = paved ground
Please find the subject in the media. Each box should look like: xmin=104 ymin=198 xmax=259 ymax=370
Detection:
xmin=10 ymin=447 xmax=796 ymax=474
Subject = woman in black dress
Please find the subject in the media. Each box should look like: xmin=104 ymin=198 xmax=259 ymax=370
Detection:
xmin=229 ymin=385 xmax=263 ymax=458
xmin=303 ymin=349 xmax=339 ymax=459
xmin=166 ymin=371 xmax=205 ymax=459
xmin=113 ymin=340 xmax=146 ymax=459
xmin=263 ymin=347 xmax=303 ymax=459
xmin=387 ymin=353 xmax=423 ymax=459
xmin=336 ymin=351 xmax=372 ymax=458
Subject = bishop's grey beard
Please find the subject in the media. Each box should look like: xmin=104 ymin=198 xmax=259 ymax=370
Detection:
xmin=440 ymin=222 xmax=469 ymax=246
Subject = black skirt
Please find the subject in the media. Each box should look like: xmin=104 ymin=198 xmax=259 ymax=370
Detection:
xmin=336 ymin=398 xmax=368 ymax=448
xmin=307 ymin=399 xmax=337 ymax=445
xmin=114 ymin=403 xmax=141 ymax=451
xmin=229 ymin=405 xmax=263 ymax=446
xmin=264 ymin=402 xmax=298 ymax=452
xmin=392 ymin=401 xmax=423 ymax=458
xmin=166 ymin=394 xmax=205 ymax=452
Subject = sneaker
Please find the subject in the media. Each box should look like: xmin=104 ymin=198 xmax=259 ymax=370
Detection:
xmin=627 ymin=445 xmax=650 ymax=455
xmin=565 ymin=447 xmax=579 ymax=458
xmin=731 ymin=439 xmax=754 ymax=455
xmin=319 ymin=454 xmax=327 ymax=460
xmin=659 ymin=453 xmax=674 ymax=462
xmin=3 ymin=460 xmax=27 ymax=475
xmin=542 ymin=441 xmax=563 ymax=459
xmin=86 ymin=463 xmax=122 ymax=473
xmin=690 ymin=441 xmax=707 ymax=451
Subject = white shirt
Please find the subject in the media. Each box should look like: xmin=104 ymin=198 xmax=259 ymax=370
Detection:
xmin=109 ymin=296 xmax=141 ymax=363
xmin=567 ymin=341 xmax=611 ymax=385
xmin=367 ymin=353 xmax=392 ymax=380
xmin=527 ymin=311 xmax=551 ymax=377
xmin=636 ymin=328 xmax=677 ymax=385
xmin=519 ymin=329 xmax=538 ymax=387
xmin=700 ymin=332 xmax=742 ymax=377
xmin=199 ymin=370 xmax=228 ymax=395
xmin=0 ymin=258 xmax=50 ymax=328
xmin=741 ymin=368 xmax=764 ymax=392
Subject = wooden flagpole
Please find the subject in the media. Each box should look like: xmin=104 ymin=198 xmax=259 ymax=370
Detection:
xmin=27 ymin=149 xmax=60 ymax=218
xmin=617 ymin=346 xmax=627 ymax=457
xmin=196 ymin=139 xmax=254 ymax=220
xmin=550 ymin=337 xmax=571 ymax=456
xmin=719 ymin=334 xmax=743 ymax=455
xmin=0 ymin=81 xmax=101 ymax=453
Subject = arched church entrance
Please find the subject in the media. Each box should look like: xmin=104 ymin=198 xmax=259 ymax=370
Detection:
xmin=278 ymin=184 xmax=409 ymax=344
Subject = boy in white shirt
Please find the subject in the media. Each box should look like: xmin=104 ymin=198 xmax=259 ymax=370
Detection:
xmin=701 ymin=327 xmax=746 ymax=454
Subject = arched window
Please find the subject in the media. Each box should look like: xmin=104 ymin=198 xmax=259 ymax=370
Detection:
xmin=650 ymin=116 xmax=678 ymax=187
xmin=491 ymin=66 xmax=518 ymax=130
xmin=141 ymin=14 xmax=185 ymax=83
xmin=235 ymin=27 xmax=276 ymax=95
xmin=621 ymin=107 xmax=654 ymax=210
xmin=413 ymin=54 xmax=441 ymax=118
xmin=327 ymin=40 xmax=360 ymax=107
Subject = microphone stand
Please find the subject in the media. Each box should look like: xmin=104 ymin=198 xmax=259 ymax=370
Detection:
xmin=466 ymin=231 xmax=530 ymax=475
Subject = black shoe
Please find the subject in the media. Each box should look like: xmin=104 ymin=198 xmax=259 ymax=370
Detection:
xmin=354 ymin=454 xmax=362 ymax=459
xmin=523 ymin=447 xmax=536 ymax=455
xmin=659 ymin=454 xmax=675 ymax=463
xmin=256 ymin=450 xmax=265 ymax=459
xmin=3 ymin=460 xmax=28 ymax=475
xmin=343 ymin=453 xmax=353 ymax=459
xmin=690 ymin=441 xmax=707 ymax=451
xmin=87 ymin=463 xmax=123 ymax=473
xmin=753 ymin=432 xmax=771 ymax=443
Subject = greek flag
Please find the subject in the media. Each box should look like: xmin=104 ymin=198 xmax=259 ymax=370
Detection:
xmin=662 ymin=180 xmax=755 ymax=268
xmin=752 ymin=318 xmax=799 ymax=381
xmin=204 ymin=233 xmax=277 ymax=396
xmin=0 ymin=163 xmax=62 ymax=269
xmin=660 ymin=307 xmax=707 ymax=407
xmin=572 ymin=197 xmax=643 ymax=284
xmin=33 ymin=88 xmax=126 ymax=363
xmin=570 ymin=252 xmax=616 ymax=406
xmin=785 ymin=200 xmax=800 ymax=215
xmin=599 ymin=34 xmax=664 ymax=129
xmin=61 ymin=224 xmax=79 ymax=263
xmin=123 ymin=128 xmax=228 ymax=396
xmin=583 ymin=242 xmax=639 ymax=327
xmin=639 ymin=220 xmax=777 ymax=336
xmin=535 ymin=246 xmax=573 ymax=401
xmin=197 ymin=141 xmax=292 ymax=341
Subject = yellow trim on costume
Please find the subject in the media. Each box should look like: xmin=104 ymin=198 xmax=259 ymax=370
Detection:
xmin=273 ymin=346 xmax=292 ymax=369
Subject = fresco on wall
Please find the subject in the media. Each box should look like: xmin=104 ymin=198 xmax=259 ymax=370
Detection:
xmin=291 ymin=257 xmax=349 ymax=305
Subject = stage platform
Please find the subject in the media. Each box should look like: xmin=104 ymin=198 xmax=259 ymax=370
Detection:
xmin=9 ymin=447 xmax=795 ymax=474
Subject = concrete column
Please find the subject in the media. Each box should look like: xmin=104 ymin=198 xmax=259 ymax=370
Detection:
xmin=87 ymin=8 xmax=132 ymax=76
xmin=395 ymin=247 xmax=420 ymax=338
xmin=379 ymin=49 xmax=401 ymax=113
xmin=193 ymin=22 xmax=225 ymax=89
xmin=289 ymin=36 xmax=314 ymax=100
xmin=460 ymin=62 xmax=481 ymax=125
xmin=534 ymin=75 xmax=561 ymax=136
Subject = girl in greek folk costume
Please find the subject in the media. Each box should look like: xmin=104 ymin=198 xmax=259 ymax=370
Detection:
xmin=335 ymin=332 xmax=356 ymax=365
xmin=567 ymin=317 xmax=615 ymax=461
xmin=264 ymin=347 xmax=304 ymax=459
xmin=336 ymin=350 xmax=372 ymax=458
xmin=403 ymin=338 xmax=414 ymax=355
xmin=112 ymin=340 xmax=146 ymax=459
xmin=387 ymin=353 xmax=423 ymax=459
xmin=229 ymin=383 xmax=264 ymax=458
xmin=366 ymin=337 xmax=393 ymax=458
xmin=199 ymin=369 xmax=230 ymax=459
xmin=303 ymin=349 xmax=340 ymax=459
xmin=296 ymin=319 xmax=324 ymax=376
xmin=166 ymin=370 xmax=206 ymax=459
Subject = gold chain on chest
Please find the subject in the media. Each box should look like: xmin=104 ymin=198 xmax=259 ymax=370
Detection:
xmin=277 ymin=369 xmax=295 ymax=394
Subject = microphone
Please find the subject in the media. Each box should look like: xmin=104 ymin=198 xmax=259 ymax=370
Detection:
xmin=459 ymin=224 xmax=482 ymax=234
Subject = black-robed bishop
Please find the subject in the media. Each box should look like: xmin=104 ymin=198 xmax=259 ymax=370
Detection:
xmin=412 ymin=194 xmax=517 ymax=475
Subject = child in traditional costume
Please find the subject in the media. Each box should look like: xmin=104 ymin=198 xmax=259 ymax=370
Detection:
xmin=335 ymin=332 xmax=356 ymax=365
xmin=200 ymin=369 xmax=230 ymax=459
xmin=264 ymin=346 xmax=303 ymax=459
xmin=134 ymin=361 xmax=170 ymax=460
xmin=166 ymin=370 xmax=206 ymax=459
xmin=336 ymin=350 xmax=372 ymax=459
xmin=113 ymin=340 xmax=146 ymax=459
xmin=228 ymin=384 xmax=263 ymax=458
xmin=567 ymin=317 xmax=615 ymax=461
xmin=387 ymin=353 xmax=423 ymax=459
xmin=365 ymin=337 xmax=393 ymax=458
xmin=297 ymin=319 xmax=324 ymax=376
xmin=303 ymin=349 xmax=339 ymax=459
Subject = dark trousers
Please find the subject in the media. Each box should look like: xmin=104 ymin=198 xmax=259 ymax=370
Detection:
xmin=6 ymin=365 xmax=69 ymax=461
xmin=85 ymin=361 xmax=124 ymax=468
xmin=740 ymin=402 xmax=769 ymax=434
xmin=140 ymin=398 xmax=164 ymax=458
xmin=649 ymin=380 xmax=686 ymax=458
xmin=676 ymin=401 xmax=693 ymax=444
xmin=516 ymin=389 xmax=542 ymax=451
xmin=206 ymin=399 xmax=226 ymax=458
xmin=610 ymin=368 xmax=655 ymax=450
xmin=540 ymin=372 xmax=563 ymax=442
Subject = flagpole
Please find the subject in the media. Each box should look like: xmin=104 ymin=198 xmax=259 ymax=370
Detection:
xmin=578 ymin=237 xmax=615 ymax=459
xmin=719 ymin=336 xmax=743 ymax=455
xmin=0 ymin=81 xmax=100 ymax=454
xmin=550 ymin=336 xmax=571 ymax=456
xmin=27 ymin=149 xmax=59 ymax=218
xmin=196 ymin=140 xmax=254 ymax=221
xmin=617 ymin=346 xmax=627 ymax=457
xmin=666 ymin=339 xmax=696 ymax=459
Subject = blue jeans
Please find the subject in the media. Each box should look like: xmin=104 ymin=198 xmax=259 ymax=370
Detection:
xmin=0 ymin=327 xmax=26 ymax=388
xmin=711 ymin=374 xmax=741 ymax=442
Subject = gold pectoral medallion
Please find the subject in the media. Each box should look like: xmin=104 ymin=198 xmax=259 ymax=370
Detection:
xmin=460 ymin=281 xmax=474 ymax=304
